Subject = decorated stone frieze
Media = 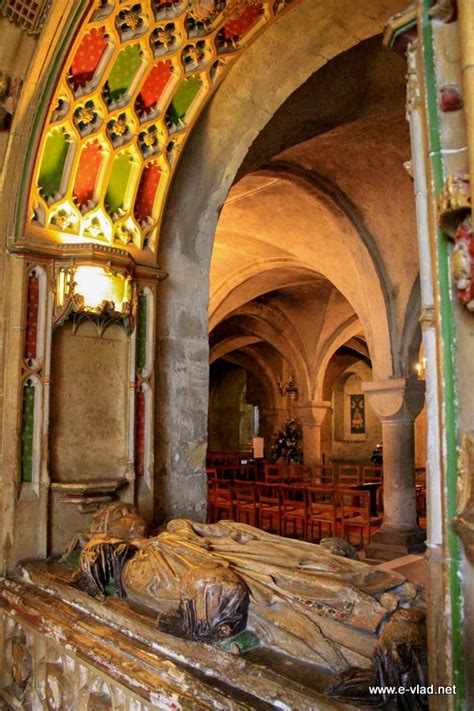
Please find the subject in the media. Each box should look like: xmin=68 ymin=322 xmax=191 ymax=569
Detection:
xmin=438 ymin=173 xmax=473 ymax=312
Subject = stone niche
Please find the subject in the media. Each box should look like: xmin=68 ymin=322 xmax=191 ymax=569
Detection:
xmin=48 ymin=319 xmax=129 ymax=555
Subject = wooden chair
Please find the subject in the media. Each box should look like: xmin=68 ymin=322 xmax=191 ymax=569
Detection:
xmin=309 ymin=464 xmax=334 ymax=486
xmin=287 ymin=464 xmax=307 ymax=484
xmin=361 ymin=465 xmax=383 ymax=484
xmin=338 ymin=488 xmax=382 ymax=546
xmin=256 ymin=482 xmax=281 ymax=534
xmin=238 ymin=462 xmax=257 ymax=481
xmin=263 ymin=462 xmax=286 ymax=483
xmin=213 ymin=479 xmax=235 ymax=521
xmin=281 ymin=485 xmax=307 ymax=539
xmin=306 ymin=486 xmax=337 ymax=542
xmin=338 ymin=465 xmax=360 ymax=486
xmin=206 ymin=469 xmax=217 ymax=523
xmin=234 ymin=480 xmax=259 ymax=527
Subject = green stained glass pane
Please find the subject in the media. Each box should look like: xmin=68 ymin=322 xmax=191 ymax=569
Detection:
xmin=38 ymin=129 xmax=69 ymax=198
xmin=21 ymin=383 xmax=35 ymax=483
xmin=167 ymin=76 xmax=202 ymax=125
xmin=137 ymin=292 xmax=148 ymax=371
xmin=105 ymin=153 xmax=133 ymax=215
xmin=105 ymin=45 xmax=142 ymax=102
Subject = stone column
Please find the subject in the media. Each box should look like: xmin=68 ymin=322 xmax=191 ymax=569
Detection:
xmin=362 ymin=379 xmax=426 ymax=560
xmin=295 ymin=401 xmax=331 ymax=466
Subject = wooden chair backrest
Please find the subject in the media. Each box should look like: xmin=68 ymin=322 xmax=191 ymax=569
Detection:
xmin=338 ymin=465 xmax=360 ymax=485
xmin=280 ymin=484 xmax=307 ymax=511
xmin=337 ymin=487 xmax=370 ymax=520
xmin=256 ymin=482 xmax=280 ymax=505
xmin=233 ymin=479 xmax=257 ymax=503
xmin=264 ymin=462 xmax=286 ymax=483
xmin=214 ymin=479 xmax=234 ymax=501
xmin=309 ymin=464 xmax=334 ymax=485
xmin=307 ymin=486 xmax=336 ymax=508
xmin=362 ymin=465 xmax=383 ymax=483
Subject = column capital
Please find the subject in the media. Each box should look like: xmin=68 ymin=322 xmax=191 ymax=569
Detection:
xmin=294 ymin=400 xmax=331 ymax=427
xmin=362 ymin=378 xmax=425 ymax=422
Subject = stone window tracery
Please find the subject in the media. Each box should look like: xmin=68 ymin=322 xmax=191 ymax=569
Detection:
xmin=26 ymin=0 xmax=290 ymax=253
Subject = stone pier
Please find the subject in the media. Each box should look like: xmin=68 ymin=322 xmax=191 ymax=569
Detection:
xmin=362 ymin=379 xmax=426 ymax=560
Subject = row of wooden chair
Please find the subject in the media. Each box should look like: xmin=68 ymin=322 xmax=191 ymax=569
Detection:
xmin=206 ymin=462 xmax=383 ymax=486
xmin=207 ymin=479 xmax=382 ymax=546
xmin=262 ymin=462 xmax=383 ymax=487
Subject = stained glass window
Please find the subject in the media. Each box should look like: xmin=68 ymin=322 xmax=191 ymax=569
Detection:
xmin=27 ymin=0 xmax=290 ymax=252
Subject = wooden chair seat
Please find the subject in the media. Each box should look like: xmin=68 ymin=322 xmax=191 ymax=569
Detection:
xmin=255 ymin=482 xmax=281 ymax=534
xmin=281 ymin=485 xmax=307 ymax=539
xmin=233 ymin=480 xmax=259 ymax=527
xmin=338 ymin=488 xmax=381 ymax=546
xmin=306 ymin=486 xmax=337 ymax=542
xmin=213 ymin=480 xmax=235 ymax=520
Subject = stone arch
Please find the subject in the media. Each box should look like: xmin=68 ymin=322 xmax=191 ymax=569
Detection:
xmin=313 ymin=316 xmax=364 ymax=400
xmin=210 ymin=170 xmax=393 ymax=380
xmin=398 ymin=275 xmax=423 ymax=378
xmin=222 ymin=299 xmax=311 ymax=398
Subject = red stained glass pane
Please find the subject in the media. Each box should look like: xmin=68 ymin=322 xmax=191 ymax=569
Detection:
xmin=134 ymin=164 xmax=161 ymax=222
xmin=223 ymin=4 xmax=262 ymax=40
xmin=25 ymin=273 xmax=39 ymax=361
xmin=69 ymin=27 xmax=108 ymax=92
xmin=135 ymin=60 xmax=173 ymax=116
xmin=135 ymin=389 xmax=146 ymax=477
xmin=73 ymin=142 xmax=103 ymax=207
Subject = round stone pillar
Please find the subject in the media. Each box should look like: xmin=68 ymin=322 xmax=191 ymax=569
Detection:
xmin=295 ymin=401 xmax=331 ymax=466
xmin=362 ymin=378 xmax=426 ymax=560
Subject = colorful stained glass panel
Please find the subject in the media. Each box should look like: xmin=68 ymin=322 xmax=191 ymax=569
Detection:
xmin=104 ymin=44 xmax=142 ymax=104
xmin=166 ymin=76 xmax=202 ymax=126
xmin=135 ymin=60 xmax=173 ymax=115
xmin=38 ymin=129 xmax=69 ymax=198
xmin=69 ymin=27 xmax=108 ymax=92
xmin=134 ymin=163 xmax=161 ymax=223
xmin=73 ymin=142 xmax=103 ymax=207
xmin=105 ymin=152 xmax=134 ymax=215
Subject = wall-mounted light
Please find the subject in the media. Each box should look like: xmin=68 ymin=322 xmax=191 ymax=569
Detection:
xmin=278 ymin=376 xmax=298 ymax=400
xmin=54 ymin=263 xmax=133 ymax=334
xmin=415 ymin=357 xmax=427 ymax=380
xmin=73 ymin=266 xmax=131 ymax=312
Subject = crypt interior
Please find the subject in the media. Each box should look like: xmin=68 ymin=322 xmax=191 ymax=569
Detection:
xmin=0 ymin=0 xmax=473 ymax=709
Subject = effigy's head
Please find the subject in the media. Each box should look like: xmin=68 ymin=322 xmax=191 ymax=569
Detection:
xmin=91 ymin=503 xmax=148 ymax=540
xmin=180 ymin=564 xmax=249 ymax=643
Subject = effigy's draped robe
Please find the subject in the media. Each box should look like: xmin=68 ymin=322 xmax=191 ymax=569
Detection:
xmin=123 ymin=520 xmax=420 ymax=672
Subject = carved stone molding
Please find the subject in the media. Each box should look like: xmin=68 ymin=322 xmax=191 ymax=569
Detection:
xmin=452 ymin=433 xmax=474 ymax=563
xmin=0 ymin=72 xmax=23 ymax=131
xmin=437 ymin=173 xmax=471 ymax=237
xmin=1 ymin=0 xmax=52 ymax=35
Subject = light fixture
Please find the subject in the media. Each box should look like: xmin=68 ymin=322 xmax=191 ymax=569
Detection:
xmin=278 ymin=376 xmax=298 ymax=400
xmin=54 ymin=263 xmax=133 ymax=333
xmin=73 ymin=266 xmax=130 ymax=312
xmin=415 ymin=357 xmax=427 ymax=380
